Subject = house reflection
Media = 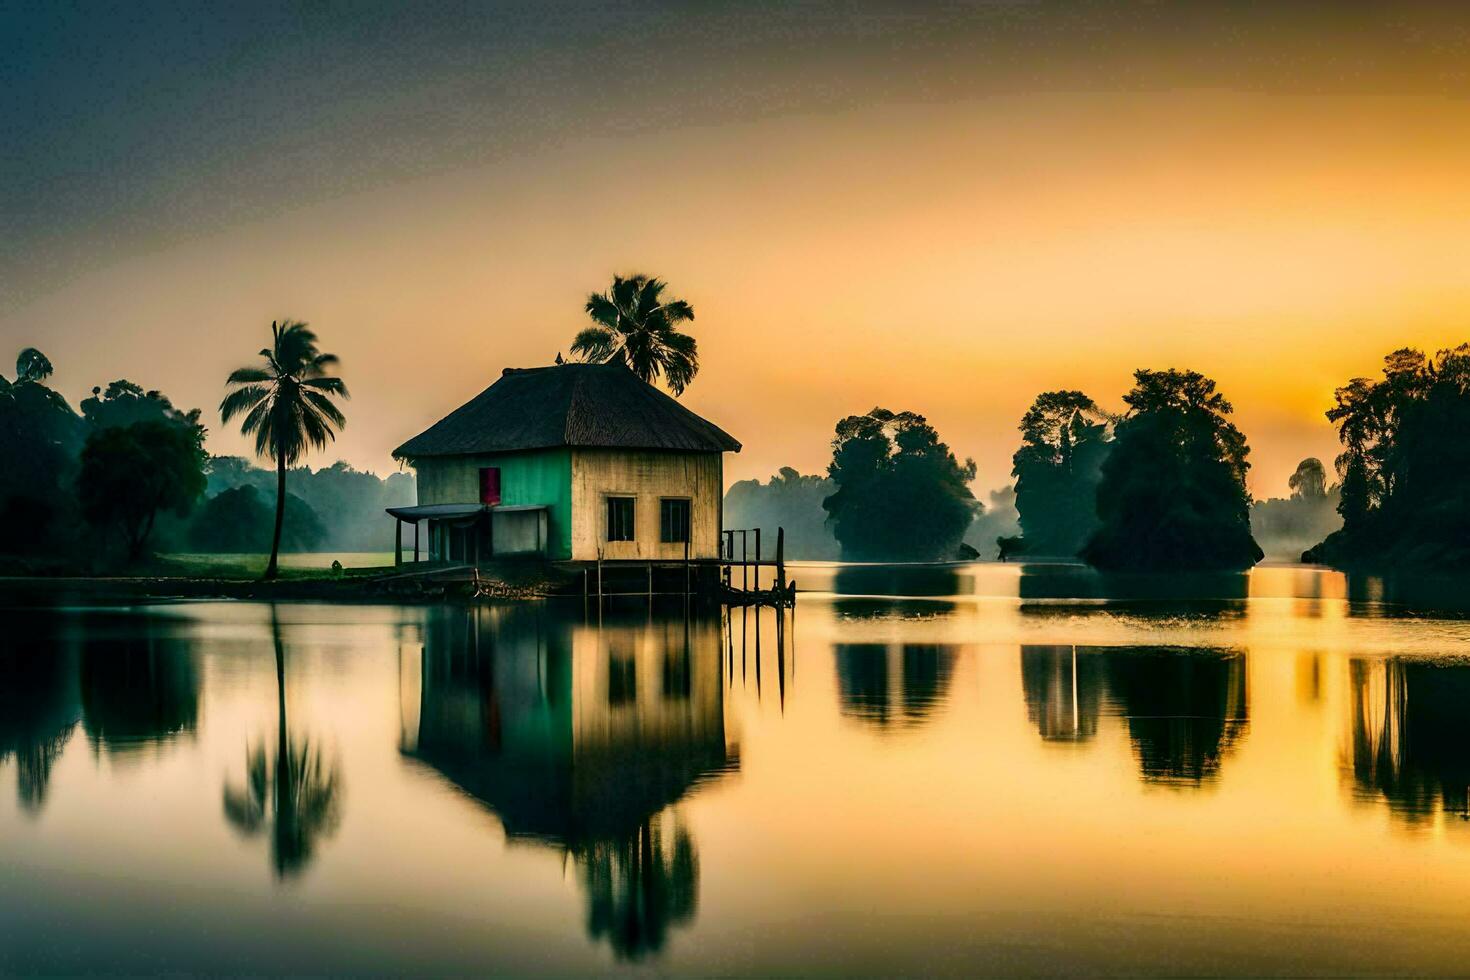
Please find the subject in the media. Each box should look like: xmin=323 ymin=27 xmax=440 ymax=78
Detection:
xmin=835 ymin=644 xmax=958 ymax=731
xmin=1020 ymin=646 xmax=1102 ymax=742
xmin=1345 ymin=658 xmax=1470 ymax=826
xmin=400 ymin=603 xmax=738 ymax=960
xmin=78 ymin=615 xmax=200 ymax=759
xmin=1102 ymin=648 xmax=1249 ymax=786
xmin=0 ymin=615 xmax=79 ymax=814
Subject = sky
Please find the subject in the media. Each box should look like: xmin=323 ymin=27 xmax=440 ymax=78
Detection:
xmin=5 ymin=1 xmax=1470 ymax=498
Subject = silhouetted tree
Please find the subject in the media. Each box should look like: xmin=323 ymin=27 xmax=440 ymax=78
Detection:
xmin=1305 ymin=345 xmax=1470 ymax=569
xmin=1009 ymin=390 xmax=1112 ymax=557
xmin=1083 ymin=369 xmax=1262 ymax=571
xmin=823 ymin=408 xmax=978 ymax=561
xmin=80 ymin=380 xmax=198 ymax=432
xmin=571 ymin=274 xmax=698 ymax=395
xmin=1288 ymin=457 xmax=1327 ymax=500
xmin=0 ymin=348 xmax=83 ymax=553
xmin=221 ymin=321 xmax=348 ymax=579
xmin=723 ymin=467 xmax=839 ymax=559
xmin=78 ymin=420 xmax=207 ymax=559
xmin=1251 ymin=457 xmax=1340 ymax=559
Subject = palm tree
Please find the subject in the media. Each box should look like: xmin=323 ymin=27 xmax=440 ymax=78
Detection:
xmin=571 ymin=274 xmax=699 ymax=395
xmin=220 ymin=321 xmax=347 ymax=579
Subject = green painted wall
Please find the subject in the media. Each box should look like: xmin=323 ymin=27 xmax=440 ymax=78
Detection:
xmin=414 ymin=447 xmax=574 ymax=559
xmin=498 ymin=448 xmax=573 ymax=560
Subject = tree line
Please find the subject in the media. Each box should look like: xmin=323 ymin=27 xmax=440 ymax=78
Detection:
xmin=0 ymin=326 xmax=406 ymax=574
xmin=729 ymin=347 xmax=1467 ymax=573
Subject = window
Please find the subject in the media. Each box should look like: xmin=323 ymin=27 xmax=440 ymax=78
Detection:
xmin=479 ymin=467 xmax=501 ymax=505
xmin=660 ymin=498 xmax=690 ymax=544
xmin=606 ymin=496 xmax=635 ymax=541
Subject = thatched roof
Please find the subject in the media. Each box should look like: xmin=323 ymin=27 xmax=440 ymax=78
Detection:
xmin=393 ymin=363 xmax=741 ymax=460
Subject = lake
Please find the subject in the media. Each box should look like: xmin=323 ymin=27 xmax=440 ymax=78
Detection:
xmin=5 ymin=562 xmax=1470 ymax=975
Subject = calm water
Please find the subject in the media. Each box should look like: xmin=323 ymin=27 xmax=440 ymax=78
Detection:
xmin=6 ymin=563 xmax=1470 ymax=976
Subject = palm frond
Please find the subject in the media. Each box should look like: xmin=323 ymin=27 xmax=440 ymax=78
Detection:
xmin=226 ymin=366 xmax=274 ymax=385
xmin=570 ymin=327 xmax=618 ymax=363
xmin=301 ymin=376 xmax=348 ymax=397
xmin=221 ymin=385 xmax=271 ymax=423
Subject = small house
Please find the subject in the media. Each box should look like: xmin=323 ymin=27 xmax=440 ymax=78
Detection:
xmin=388 ymin=363 xmax=741 ymax=564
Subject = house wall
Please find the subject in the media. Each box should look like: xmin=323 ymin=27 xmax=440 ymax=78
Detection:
xmin=412 ymin=448 xmax=574 ymax=559
xmin=569 ymin=449 xmax=724 ymax=561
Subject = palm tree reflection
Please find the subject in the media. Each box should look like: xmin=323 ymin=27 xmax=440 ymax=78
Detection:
xmin=223 ymin=607 xmax=342 ymax=878
xmin=401 ymin=603 xmax=735 ymax=960
xmin=579 ymin=810 xmax=699 ymax=960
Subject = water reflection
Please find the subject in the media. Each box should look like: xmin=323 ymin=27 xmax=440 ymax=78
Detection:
xmin=1104 ymin=648 xmax=1249 ymax=786
xmin=0 ymin=622 xmax=79 ymax=814
xmin=835 ymin=644 xmax=958 ymax=731
xmin=79 ymin=615 xmax=199 ymax=759
xmin=1020 ymin=645 xmax=1102 ymax=742
xmin=1019 ymin=564 xmax=1250 ymax=615
xmin=222 ymin=608 xmax=343 ymax=879
xmin=401 ymin=603 xmax=736 ymax=960
xmin=1346 ymin=658 xmax=1470 ymax=824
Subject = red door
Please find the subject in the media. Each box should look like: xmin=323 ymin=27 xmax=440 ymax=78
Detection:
xmin=479 ymin=467 xmax=501 ymax=505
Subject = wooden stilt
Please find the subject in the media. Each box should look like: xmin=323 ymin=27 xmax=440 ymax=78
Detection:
xmin=413 ymin=521 xmax=420 ymax=563
xmin=776 ymin=526 xmax=786 ymax=596
xmin=394 ymin=520 xmax=402 ymax=568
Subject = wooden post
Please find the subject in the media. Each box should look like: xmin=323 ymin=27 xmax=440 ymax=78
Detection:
xmin=395 ymin=520 xmax=402 ymax=568
xmin=597 ymin=549 xmax=604 ymax=605
xmin=414 ymin=521 xmax=420 ymax=563
xmin=776 ymin=526 xmax=785 ymax=600
xmin=755 ymin=528 xmax=762 ymax=591
xmin=647 ymin=562 xmax=653 ymax=599
xmin=741 ymin=530 xmax=749 ymax=592
xmin=684 ymin=536 xmax=691 ymax=597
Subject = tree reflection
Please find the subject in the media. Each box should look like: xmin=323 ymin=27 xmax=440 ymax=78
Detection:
xmin=0 ymin=620 xmax=79 ymax=814
xmin=1020 ymin=646 xmax=1102 ymax=742
xmin=401 ymin=603 xmax=735 ymax=960
xmin=579 ymin=810 xmax=698 ymax=961
xmin=222 ymin=607 xmax=342 ymax=878
xmin=1103 ymin=648 xmax=1248 ymax=785
xmin=79 ymin=616 xmax=199 ymax=757
xmin=1346 ymin=658 xmax=1470 ymax=824
xmin=835 ymin=644 xmax=958 ymax=731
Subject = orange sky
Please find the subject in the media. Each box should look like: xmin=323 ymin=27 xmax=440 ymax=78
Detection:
xmin=7 ymin=6 xmax=1470 ymax=501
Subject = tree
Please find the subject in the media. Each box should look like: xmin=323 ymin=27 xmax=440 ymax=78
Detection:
xmin=78 ymin=420 xmax=207 ymax=560
xmin=1010 ymin=390 xmax=1112 ymax=557
xmin=1251 ymin=457 xmax=1341 ymax=560
xmin=822 ymin=408 xmax=978 ymax=561
xmin=571 ymin=274 xmax=698 ymax=395
xmin=1288 ymin=457 xmax=1328 ymax=500
xmin=723 ymin=466 xmax=840 ymax=560
xmin=1082 ymin=369 xmax=1262 ymax=571
xmin=188 ymin=486 xmax=326 ymax=554
xmin=0 ymin=348 xmax=83 ymax=552
xmin=81 ymin=379 xmax=199 ymax=432
xmin=1306 ymin=344 xmax=1470 ymax=568
xmin=221 ymin=321 xmax=348 ymax=579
